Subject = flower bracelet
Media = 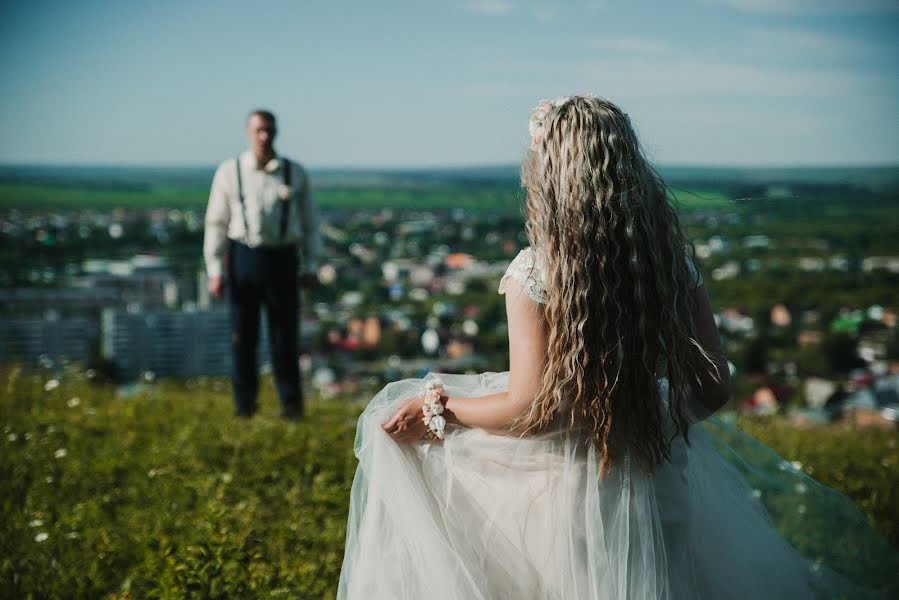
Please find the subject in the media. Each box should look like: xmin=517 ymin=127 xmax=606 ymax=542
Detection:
xmin=421 ymin=378 xmax=447 ymax=441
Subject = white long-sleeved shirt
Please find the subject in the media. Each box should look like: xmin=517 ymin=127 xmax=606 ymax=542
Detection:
xmin=203 ymin=150 xmax=323 ymax=279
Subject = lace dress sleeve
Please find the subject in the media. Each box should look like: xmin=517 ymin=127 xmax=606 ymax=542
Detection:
xmin=499 ymin=247 xmax=548 ymax=304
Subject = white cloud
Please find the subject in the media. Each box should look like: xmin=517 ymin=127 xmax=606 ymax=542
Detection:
xmin=459 ymin=1 xmax=516 ymax=16
xmin=743 ymin=27 xmax=880 ymax=59
xmin=572 ymin=56 xmax=880 ymax=100
xmin=582 ymin=36 xmax=673 ymax=55
xmin=456 ymin=0 xmax=593 ymax=21
xmin=459 ymin=83 xmax=528 ymax=97
xmin=702 ymin=0 xmax=899 ymax=15
xmin=533 ymin=5 xmax=561 ymax=22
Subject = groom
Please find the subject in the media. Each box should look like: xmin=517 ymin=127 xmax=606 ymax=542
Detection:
xmin=203 ymin=109 xmax=323 ymax=419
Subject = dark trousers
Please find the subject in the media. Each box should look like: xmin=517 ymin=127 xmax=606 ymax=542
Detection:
xmin=227 ymin=240 xmax=301 ymax=417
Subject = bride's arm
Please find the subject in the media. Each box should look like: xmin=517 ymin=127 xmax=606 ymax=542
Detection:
xmin=382 ymin=277 xmax=544 ymax=442
xmin=442 ymin=280 xmax=732 ymax=431
xmin=384 ymin=275 xmax=729 ymax=442
xmin=687 ymin=284 xmax=731 ymax=419
xmin=441 ymin=278 xmax=547 ymax=434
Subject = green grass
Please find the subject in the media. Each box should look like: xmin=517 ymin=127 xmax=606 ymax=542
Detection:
xmin=0 ymin=182 xmax=522 ymax=210
xmin=0 ymin=181 xmax=731 ymax=211
xmin=315 ymin=186 xmax=523 ymax=210
xmin=737 ymin=417 xmax=899 ymax=547
xmin=668 ymin=187 xmax=732 ymax=208
xmin=1 ymin=366 xmax=896 ymax=598
xmin=0 ymin=183 xmax=210 ymax=209
xmin=0 ymin=367 xmax=361 ymax=599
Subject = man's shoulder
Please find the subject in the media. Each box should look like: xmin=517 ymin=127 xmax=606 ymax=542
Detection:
xmin=214 ymin=156 xmax=240 ymax=175
xmin=282 ymin=158 xmax=309 ymax=183
xmin=283 ymin=156 xmax=306 ymax=171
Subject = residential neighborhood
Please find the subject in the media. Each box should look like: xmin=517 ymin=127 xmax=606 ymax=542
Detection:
xmin=2 ymin=193 xmax=897 ymax=428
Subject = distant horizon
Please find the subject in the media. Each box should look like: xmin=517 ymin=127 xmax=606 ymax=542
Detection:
xmin=1 ymin=160 xmax=897 ymax=172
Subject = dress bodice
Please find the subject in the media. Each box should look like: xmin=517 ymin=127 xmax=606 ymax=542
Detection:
xmin=498 ymin=246 xmax=703 ymax=305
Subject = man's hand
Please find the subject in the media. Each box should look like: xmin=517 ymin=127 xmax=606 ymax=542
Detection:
xmin=299 ymin=272 xmax=320 ymax=289
xmin=208 ymin=276 xmax=225 ymax=299
xmin=382 ymin=397 xmax=430 ymax=444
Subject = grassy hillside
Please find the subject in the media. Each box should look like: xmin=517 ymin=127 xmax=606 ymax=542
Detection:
xmin=1 ymin=368 xmax=359 ymax=598
xmin=1 ymin=366 xmax=896 ymax=598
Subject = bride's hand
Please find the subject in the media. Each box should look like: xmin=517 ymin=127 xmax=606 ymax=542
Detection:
xmin=382 ymin=397 xmax=429 ymax=443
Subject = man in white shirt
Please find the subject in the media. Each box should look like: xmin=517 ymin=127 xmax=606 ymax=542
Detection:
xmin=203 ymin=109 xmax=322 ymax=419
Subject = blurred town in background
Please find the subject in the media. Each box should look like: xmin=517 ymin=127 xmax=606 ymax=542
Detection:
xmin=1 ymin=164 xmax=897 ymax=428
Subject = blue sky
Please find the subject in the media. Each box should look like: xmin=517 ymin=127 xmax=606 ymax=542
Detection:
xmin=1 ymin=0 xmax=897 ymax=168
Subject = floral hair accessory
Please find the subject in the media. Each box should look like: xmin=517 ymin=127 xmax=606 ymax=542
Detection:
xmin=529 ymin=95 xmax=600 ymax=150
xmin=528 ymin=96 xmax=570 ymax=150
xmin=421 ymin=377 xmax=447 ymax=441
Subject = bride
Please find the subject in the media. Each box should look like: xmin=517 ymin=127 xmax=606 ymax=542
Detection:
xmin=337 ymin=96 xmax=897 ymax=599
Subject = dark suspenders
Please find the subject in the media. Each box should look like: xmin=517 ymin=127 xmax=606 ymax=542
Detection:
xmin=279 ymin=158 xmax=291 ymax=242
xmin=234 ymin=156 xmax=300 ymax=244
xmin=234 ymin=157 xmax=249 ymax=235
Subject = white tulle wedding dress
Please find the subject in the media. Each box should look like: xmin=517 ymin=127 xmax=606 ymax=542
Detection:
xmin=337 ymin=248 xmax=898 ymax=599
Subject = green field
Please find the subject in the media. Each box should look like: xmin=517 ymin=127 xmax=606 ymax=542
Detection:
xmin=0 ymin=181 xmax=732 ymax=211
xmin=1 ymin=366 xmax=897 ymax=598
xmin=667 ymin=187 xmax=732 ymax=208
xmin=0 ymin=183 xmax=210 ymax=210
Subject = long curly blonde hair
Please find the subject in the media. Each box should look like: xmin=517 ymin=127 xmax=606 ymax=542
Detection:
xmin=519 ymin=95 xmax=718 ymax=474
